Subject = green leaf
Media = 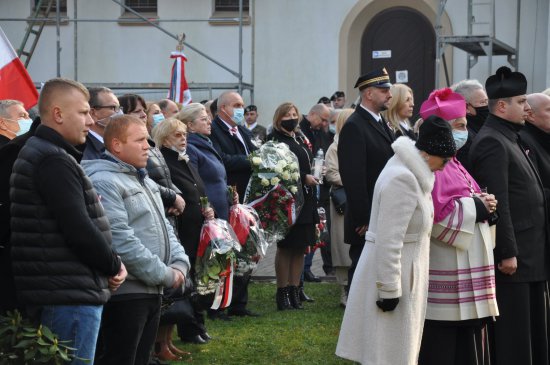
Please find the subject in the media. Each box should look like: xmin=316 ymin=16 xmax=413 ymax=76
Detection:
xmin=13 ymin=339 xmax=33 ymax=348
xmin=41 ymin=325 xmax=55 ymax=341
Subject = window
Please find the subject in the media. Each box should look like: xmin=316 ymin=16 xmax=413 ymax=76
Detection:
xmin=32 ymin=0 xmax=67 ymax=16
xmin=214 ymin=0 xmax=249 ymax=12
xmin=211 ymin=0 xmax=250 ymax=25
xmin=125 ymin=0 xmax=157 ymax=13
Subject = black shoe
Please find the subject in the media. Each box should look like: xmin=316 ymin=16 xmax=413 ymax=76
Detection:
xmin=276 ymin=287 xmax=293 ymax=310
xmin=304 ymin=270 xmax=321 ymax=282
xmin=299 ymin=283 xmax=314 ymax=303
xmin=200 ymin=332 xmax=212 ymax=341
xmin=228 ymin=309 xmax=261 ymax=317
xmin=288 ymin=285 xmax=303 ymax=309
xmin=207 ymin=310 xmax=233 ymax=321
xmin=179 ymin=334 xmax=207 ymax=345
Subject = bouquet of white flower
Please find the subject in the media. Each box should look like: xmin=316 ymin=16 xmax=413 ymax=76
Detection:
xmin=244 ymin=141 xmax=304 ymax=244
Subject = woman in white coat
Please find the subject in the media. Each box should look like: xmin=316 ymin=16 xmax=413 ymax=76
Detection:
xmin=336 ymin=115 xmax=457 ymax=365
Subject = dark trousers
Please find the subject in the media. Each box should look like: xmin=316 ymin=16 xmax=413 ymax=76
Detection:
xmin=347 ymin=242 xmax=364 ymax=289
xmin=95 ymin=295 xmax=161 ymax=365
xmin=489 ymin=281 xmax=549 ymax=365
xmin=419 ymin=320 xmax=487 ymax=365
xmin=228 ymin=273 xmax=250 ymax=312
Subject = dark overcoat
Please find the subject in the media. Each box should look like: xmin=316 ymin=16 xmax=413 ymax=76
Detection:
xmin=209 ymin=116 xmax=257 ymax=201
xmin=337 ymin=105 xmax=395 ymax=245
xmin=470 ymin=114 xmax=548 ymax=282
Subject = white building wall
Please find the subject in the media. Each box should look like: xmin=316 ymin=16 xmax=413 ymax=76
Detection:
xmin=1 ymin=0 xmax=549 ymax=124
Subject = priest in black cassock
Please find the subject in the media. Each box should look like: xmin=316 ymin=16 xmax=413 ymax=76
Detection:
xmin=470 ymin=67 xmax=549 ymax=365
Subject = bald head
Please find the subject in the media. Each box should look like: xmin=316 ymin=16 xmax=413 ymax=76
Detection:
xmin=307 ymin=103 xmax=331 ymax=130
xmin=526 ymin=93 xmax=550 ymax=133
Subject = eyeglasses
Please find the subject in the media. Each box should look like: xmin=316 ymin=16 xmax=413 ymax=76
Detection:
xmin=173 ymin=131 xmax=187 ymax=138
xmin=93 ymin=105 xmax=122 ymax=113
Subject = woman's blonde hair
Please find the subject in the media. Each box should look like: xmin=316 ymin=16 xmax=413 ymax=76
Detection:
xmin=335 ymin=108 xmax=354 ymax=134
xmin=384 ymin=84 xmax=414 ymax=130
xmin=175 ymin=102 xmax=206 ymax=127
xmin=151 ymin=117 xmax=187 ymax=148
xmin=272 ymin=102 xmax=301 ymax=132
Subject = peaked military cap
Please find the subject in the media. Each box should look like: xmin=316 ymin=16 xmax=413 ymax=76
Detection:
xmin=354 ymin=67 xmax=391 ymax=91
xmin=485 ymin=66 xmax=527 ymax=99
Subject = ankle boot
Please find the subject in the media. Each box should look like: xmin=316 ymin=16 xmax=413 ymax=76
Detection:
xmin=288 ymin=285 xmax=303 ymax=309
xmin=276 ymin=287 xmax=292 ymax=310
xmin=299 ymin=281 xmax=314 ymax=302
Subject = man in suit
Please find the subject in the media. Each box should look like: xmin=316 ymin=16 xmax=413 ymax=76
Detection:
xmin=522 ymin=93 xmax=550 ymax=215
xmin=338 ymin=68 xmax=395 ymax=288
xmin=209 ymin=90 xmax=258 ymax=318
xmin=83 ymin=87 xmax=121 ymax=160
xmin=470 ymin=67 xmax=549 ymax=364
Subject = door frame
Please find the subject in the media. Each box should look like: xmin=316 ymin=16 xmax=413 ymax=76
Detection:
xmin=338 ymin=0 xmax=453 ymax=102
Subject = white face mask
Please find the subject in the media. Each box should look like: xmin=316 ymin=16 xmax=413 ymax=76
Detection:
xmin=16 ymin=118 xmax=33 ymax=136
xmin=96 ymin=109 xmax=123 ymax=127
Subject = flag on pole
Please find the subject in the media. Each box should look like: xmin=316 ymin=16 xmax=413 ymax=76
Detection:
xmin=168 ymin=51 xmax=192 ymax=106
xmin=0 ymin=27 xmax=39 ymax=109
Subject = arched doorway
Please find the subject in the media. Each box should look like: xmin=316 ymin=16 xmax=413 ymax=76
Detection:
xmin=361 ymin=6 xmax=435 ymax=118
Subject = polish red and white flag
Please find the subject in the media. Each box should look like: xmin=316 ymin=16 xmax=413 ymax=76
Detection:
xmin=0 ymin=27 xmax=39 ymax=109
xmin=168 ymin=50 xmax=192 ymax=106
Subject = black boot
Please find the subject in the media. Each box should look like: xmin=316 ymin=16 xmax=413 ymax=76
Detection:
xmin=299 ymin=281 xmax=314 ymax=302
xmin=288 ymin=285 xmax=303 ymax=309
xmin=276 ymin=287 xmax=292 ymax=310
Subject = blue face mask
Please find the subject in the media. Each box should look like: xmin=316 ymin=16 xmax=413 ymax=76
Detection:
xmin=452 ymin=130 xmax=469 ymax=150
xmin=329 ymin=124 xmax=336 ymax=134
xmin=152 ymin=113 xmax=165 ymax=128
xmin=232 ymin=108 xmax=245 ymax=126
xmin=16 ymin=118 xmax=33 ymax=136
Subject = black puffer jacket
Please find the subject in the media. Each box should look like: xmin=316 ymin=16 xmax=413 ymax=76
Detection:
xmin=10 ymin=125 xmax=120 ymax=305
xmin=147 ymin=139 xmax=181 ymax=208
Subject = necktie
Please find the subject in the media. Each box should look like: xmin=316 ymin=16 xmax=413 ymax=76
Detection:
xmin=229 ymin=126 xmax=238 ymax=136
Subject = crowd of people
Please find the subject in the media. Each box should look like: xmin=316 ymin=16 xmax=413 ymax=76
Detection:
xmin=0 ymin=62 xmax=549 ymax=365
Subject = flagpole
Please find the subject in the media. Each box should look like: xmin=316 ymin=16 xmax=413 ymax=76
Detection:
xmin=56 ymin=0 xmax=61 ymax=77
xmin=238 ymin=0 xmax=243 ymax=95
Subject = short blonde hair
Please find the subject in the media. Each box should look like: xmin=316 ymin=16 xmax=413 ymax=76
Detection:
xmin=152 ymin=118 xmax=187 ymax=147
xmin=384 ymin=84 xmax=414 ymax=130
xmin=175 ymin=103 xmax=206 ymax=127
xmin=38 ymin=77 xmax=89 ymax=117
xmin=104 ymin=114 xmax=144 ymax=152
xmin=272 ymin=102 xmax=301 ymax=132
xmin=335 ymin=108 xmax=354 ymax=134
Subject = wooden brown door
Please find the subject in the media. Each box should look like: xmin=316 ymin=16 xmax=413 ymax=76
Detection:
xmin=361 ymin=7 xmax=435 ymax=119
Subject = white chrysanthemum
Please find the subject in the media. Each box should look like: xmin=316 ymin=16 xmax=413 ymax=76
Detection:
xmin=271 ymin=177 xmax=280 ymax=186
xmin=281 ymin=172 xmax=291 ymax=180
xmin=274 ymin=165 xmax=283 ymax=174
xmin=261 ymin=178 xmax=270 ymax=186
xmin=290 ymin=186 xmax=298 ymax=194
xmin=252 ymin=157 xmax=262 ymax=166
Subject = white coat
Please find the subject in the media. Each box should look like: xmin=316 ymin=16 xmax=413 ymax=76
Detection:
xmin=336 ymin=137 xmax=435 ymax=365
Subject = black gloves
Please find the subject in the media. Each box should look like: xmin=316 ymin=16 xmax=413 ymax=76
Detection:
xmin=376 ymin=298 xmax=399 ymax=312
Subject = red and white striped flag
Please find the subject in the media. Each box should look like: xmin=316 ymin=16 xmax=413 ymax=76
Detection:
xmin=168 ymin=51 xmax=192 ymax=106
xmin=0 ymin=27 xmax=38 ymax=109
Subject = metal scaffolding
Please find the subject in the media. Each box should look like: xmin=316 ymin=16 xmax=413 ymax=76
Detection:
xmin=435 ymin=0 xmax=520 ymax=87
xmin=1 ymin=0 xmax=254 ymax=101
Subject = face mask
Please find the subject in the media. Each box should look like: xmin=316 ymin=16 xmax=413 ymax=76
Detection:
xmin=96 ymin=109 xmax=123 ymax=128
xmin=232 ymin=107 xmax=245 ymax=126
xmin=452 ymin=130 xmax=469 ymax=150
xmin=467 ymin=105 xmax=489 ymax=131
xmin=329 ymin=124 xmax=336 ymax=134
xmin=16 ymin=118 xmax=33 ymax=136
xmin=152 ymin=113 xmax=165 ymax=129
xmin=281 ymin=118 xmax=299 ymax=132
